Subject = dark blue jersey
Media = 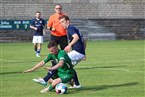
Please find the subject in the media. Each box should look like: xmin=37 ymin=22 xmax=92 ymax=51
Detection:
xmin=30 ymin=18 xmax=45 ymax=36
xmin=67 ymin=25 xmax=85 ymax=55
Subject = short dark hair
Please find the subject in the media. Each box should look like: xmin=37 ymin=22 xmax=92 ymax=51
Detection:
xmin=35 ymin=11 xmax=41 ymax=14
xmin=55 ymin=4 xmax=62 ymax=8
xmin=59 ymin=15 xmax=70 ymax=21
xmin=47 ymin=41 xmax=57 ymax=48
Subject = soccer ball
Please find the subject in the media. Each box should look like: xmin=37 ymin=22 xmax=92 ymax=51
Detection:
xmin=55 ymin=83 xmax=67 ymax=94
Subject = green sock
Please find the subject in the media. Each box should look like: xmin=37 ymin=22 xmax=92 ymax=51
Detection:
xmin=49 ymin=84 xmax=54 ymax=91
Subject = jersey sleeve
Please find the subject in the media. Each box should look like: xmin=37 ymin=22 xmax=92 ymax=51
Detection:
xmin=43 ymin=54 xmax=53 ymax=63
xmin=68 ymin=27 xmax=76 ymax=36
xmin=58 ymin=51 xmax=66 ymax=62
xmin=47 ymin=16 xmax=53 ymax=27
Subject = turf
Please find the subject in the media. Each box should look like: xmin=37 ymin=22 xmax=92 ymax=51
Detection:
xmin=0 ymin=40 xmax=144 ymax=97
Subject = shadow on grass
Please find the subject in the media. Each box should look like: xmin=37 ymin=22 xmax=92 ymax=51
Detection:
xmin=76 ymin=65 xmax=126 ymax=70
xmin=71 ymin=82 xmax=138 ymax=93
xmin=0 ymin=71 xmax=24 ymax=75
xmin=0 ymin=71 xmax=39 ymax=75
xmin=2 ymin=60 xmax=39 ymax=64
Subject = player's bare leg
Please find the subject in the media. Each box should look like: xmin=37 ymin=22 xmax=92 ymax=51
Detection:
xmin=36 ymin=43 xmax=41 ymax=57
xmin=40 ymin=78 xmax=62 ymax=93
xmin=33 ymin=43 xmax=38 ymax=57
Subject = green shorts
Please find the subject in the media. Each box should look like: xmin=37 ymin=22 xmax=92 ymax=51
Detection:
xmin=58 ymin=69 xmax=75 ymax=83
xmin=59 ymin=73 xmax=74 ymax=83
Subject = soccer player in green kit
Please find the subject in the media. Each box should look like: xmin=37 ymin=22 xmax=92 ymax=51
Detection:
xmin=24 ymin=41 xmax=75 ymax=93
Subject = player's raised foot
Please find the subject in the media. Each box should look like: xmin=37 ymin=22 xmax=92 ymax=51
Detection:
xmin=33 ymin=78 xmax=47 ymax=86
xmin=69 ymin=84 xmax=81 ymax=89
xmin=40 ymin=87 xmax=49 ymax=93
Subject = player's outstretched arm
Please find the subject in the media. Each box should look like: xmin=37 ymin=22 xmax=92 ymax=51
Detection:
xmin=30 ymin=25 xmax=37 ymax=31
xmin=23 ymin=61 xmax=45 ymax=73
xmin=44 ymin=60 xmax=64 ymax=71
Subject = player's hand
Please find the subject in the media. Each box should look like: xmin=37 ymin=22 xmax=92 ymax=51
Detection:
xmin=43 ymin=28 xmax=46 ymax=35
xmin=23 ymin=69 xmax=33 ymax=73
xmin=51 ymin=27 xmax=56 ymax=32
xmin=82 ymin=56 xmax=86 ymax=61
xmin=64 ymin=46 xmax=71 ymax=53
xmin=34 ymin=27 xmax=38 ymax=31
xmin=44 ymin=67 xmax=52 ymax=71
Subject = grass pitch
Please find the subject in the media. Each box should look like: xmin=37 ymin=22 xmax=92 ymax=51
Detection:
xmin=0 ymin=40 xmax=144 ymax=97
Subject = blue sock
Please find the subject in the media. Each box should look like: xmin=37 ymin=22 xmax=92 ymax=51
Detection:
xmin=43 ymin=70 xmax=57 ymax=82
xmin=43 ymin=60 xmax=57 ymax=82
xmin=51 ymin=60 xmax=57 ymax=66
xmin=73 ymin=70 xmax=80 ymax=85
xmin=37 ymin=49 xmax=41 ymax=54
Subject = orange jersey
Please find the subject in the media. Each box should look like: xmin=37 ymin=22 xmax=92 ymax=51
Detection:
xmin=47 ymin=13 xmax=67 ymax=36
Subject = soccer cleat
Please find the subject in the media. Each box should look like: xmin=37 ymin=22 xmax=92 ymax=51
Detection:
xmin=36 ymin=53 xmax=40 ymax=57
xmin=69 ymin=84 xmax=81 ymax=89
xmin=33 ymin=78 xmax=47 ymax=86
xmin=40 ymin=87 xmax=49 ymax=93
xmin=67 ymin=80 xmax=74 ymax=87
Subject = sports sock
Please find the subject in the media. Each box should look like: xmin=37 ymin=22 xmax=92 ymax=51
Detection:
xmin=34 ymin=47 xmax=37 ymax=53
xmin=43 ymin=70 xmax=57 ymax=82
xmin=43 ymin=60 xmax=57 ymax=82
xmin=37 ymin=49 xmax=41 ymax=54
xmin=73 ymin=70 xmax=80 ymax=85
xmin=51 ymin=60 xmax=57 ymax=66
xmin=49 ymin=84 xmax=54 ymax=91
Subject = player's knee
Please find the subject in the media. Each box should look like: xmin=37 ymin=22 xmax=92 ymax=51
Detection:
xmin=52 ymin=78 xmax=62 ymax=86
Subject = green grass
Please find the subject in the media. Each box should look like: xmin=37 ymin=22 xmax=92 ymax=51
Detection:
xmin=0 ymin=40 xmax=144 ymax=97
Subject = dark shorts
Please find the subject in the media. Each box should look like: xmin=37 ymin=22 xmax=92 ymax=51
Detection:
xmin=50 ymin=35 xmax=68 ymax=50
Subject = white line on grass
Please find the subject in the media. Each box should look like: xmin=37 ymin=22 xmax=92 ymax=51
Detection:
xmin=76 ymin=66 xmax=144 ymax=73
xmin=80 ymin=59 xmax=145 ymax=65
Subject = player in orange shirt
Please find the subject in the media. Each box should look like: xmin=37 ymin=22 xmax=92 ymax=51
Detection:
xmin=47 ymin=4 xmax=68 ymax=50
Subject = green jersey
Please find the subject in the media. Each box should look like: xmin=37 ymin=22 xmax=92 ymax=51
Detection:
xmin=44 ymin=50 xmax=74 ymax=75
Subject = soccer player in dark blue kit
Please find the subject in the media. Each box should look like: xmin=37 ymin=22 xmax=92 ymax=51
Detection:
xmin=30 ymin=11 xmax=46 ymax=57
xmin=59 ymin=15 xmax=86 ymax=88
